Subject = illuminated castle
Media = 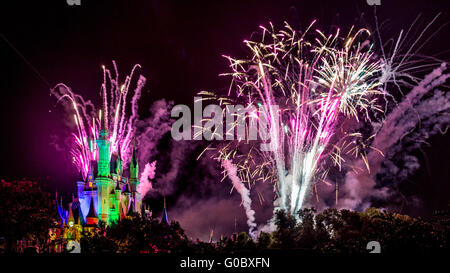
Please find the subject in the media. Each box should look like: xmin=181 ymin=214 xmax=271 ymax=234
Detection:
xmin=59 ymin=118 xmax=143 ymax=227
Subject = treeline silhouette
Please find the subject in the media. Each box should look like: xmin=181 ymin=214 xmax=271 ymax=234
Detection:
xmin=0 ymin=179 xmax=448 ymax=254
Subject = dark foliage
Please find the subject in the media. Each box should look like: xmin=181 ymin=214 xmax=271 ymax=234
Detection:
xmin=0 ymin=182 xmax=448 ymax=255
xmin=0 ymin=180 xmax=58 ymax=253
xmin=267 ymin=207 xmax=449 ymax=254
xmin=80 ymin=216 xmax=190 ymax=254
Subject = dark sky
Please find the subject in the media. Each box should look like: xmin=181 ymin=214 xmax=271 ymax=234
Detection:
xmin=1 ymin=0 xmax=449 ymax=239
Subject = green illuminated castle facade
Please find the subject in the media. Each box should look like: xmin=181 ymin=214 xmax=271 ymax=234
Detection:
xmin=68 ymin=124 xmax=142 ymax=227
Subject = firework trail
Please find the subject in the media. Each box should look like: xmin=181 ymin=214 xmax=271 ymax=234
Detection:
xmin=203 ymin=21 xmax=384 ymax=217
xmin=336 ymin=14 xmax=450 ymax=210
xmin=51 ymin=61 xmax=146 ymax=179
xmin=222 ymin=159 xmax=257 ymax=239
xmin=341 ymin=63 xmax=450 ymax=209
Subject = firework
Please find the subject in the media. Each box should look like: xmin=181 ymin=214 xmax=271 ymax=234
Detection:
xmin=51 ymin=61 xmax=146 ymax=180
xmin=337 ymin=14 xmax=450 ymax=210
xmin=204 ymin=21 xmax=385 ymax=216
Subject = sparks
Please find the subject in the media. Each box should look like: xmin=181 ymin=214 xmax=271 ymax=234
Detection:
xmin=51 ymin=61 xmax=146 ymax=180
xmin=203 ymin=22 xmax=384 ymax=216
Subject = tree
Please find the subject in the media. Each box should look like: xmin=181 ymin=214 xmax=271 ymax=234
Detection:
xmin=269 ymin=207 xmax=449 ymax=253
xmin=80 ymin=225 xmax=117 ymax=254
xmin=91 ymin=215 xmax=191 ymax=254
xmin=0 ymin=179 xmax=58 ymax=253
xmin=272 ymin=209 xmax=299 ymax=249
xmin=296 ymin=208 xmax=317 ymax=249
xmin=257 ymin=232 xmax=273 ymax=249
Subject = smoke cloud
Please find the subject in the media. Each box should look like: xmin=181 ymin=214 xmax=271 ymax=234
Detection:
xmin=138 ymin=161 xmax=157 ymax=197
xmin=153 ymin=140 xmax=197 ymax=196
xmin=136 ymin=99 xmax=174 ymax=167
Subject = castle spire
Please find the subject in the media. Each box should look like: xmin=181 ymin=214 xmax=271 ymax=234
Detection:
xmin=131 ymin=138 xmax=138 ymax=167
xmin=115 ymin=148 xmax=123 ymax=175
xmin=87 ymin=160 xmax=94 ymax=180
xmin=115 ymin=179 xmax=122 ymax=191
xmin=96 ymin=101 xmax=111 ymax=177
xmin=209 ymin=229 xmax=214 ymax=243
xmin=100 ymin=84 xmax=108 ymax=132
xmin=161 ymin=197 xmax=169 ymax=225
xmin=123 ymin=182 xmax=131 ymax=194
xmin=129 ymin=139 xmax=139 ymax=180
xmin=128 ymin=200 xmax=136 ymax=216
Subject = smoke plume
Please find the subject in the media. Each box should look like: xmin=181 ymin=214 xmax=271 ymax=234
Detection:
xmin=340 ymin=63 xmax=450 ymax=210
xmin=222 ymin=159 xmax=257 ymax=239
xmin=138 ymin=161 xmax=157 ymax=197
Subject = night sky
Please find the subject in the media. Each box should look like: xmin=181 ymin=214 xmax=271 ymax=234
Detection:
xmin=1 ymin=0 xmax=449 ymax=240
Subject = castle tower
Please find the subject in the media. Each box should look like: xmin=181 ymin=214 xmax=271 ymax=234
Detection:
xmin=72 ymin=95 xmax=149 ymax=227
xmin=95 ymin=99 xmax=113 ymax=223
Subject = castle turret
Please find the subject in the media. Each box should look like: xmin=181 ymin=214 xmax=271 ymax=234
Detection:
xmin=129 ymin=143 xmax=139 ymax=182
xmin=85 ymin=196 xmax=99 ymax=226
xmin=78 ymin=160 xmax=98 ymax=224
xmin=115 ymin=149 xmax=123 ymax=175
xmin=115 ymin=179 xmax=122 ymax=192
xmin=143 ymin=203 xmax=152 ymax=220
xmin=128 ymin=200 xmax=136 ymax=216
xmin=161 ymin=197 xmax=169 ymax=225
xmin=109 ymin=180 xmax=122 ymax=223
xmin=71 ymin=194 xmax=81 ymax=225
xmin=128 ymin=142 xmax=141 ymax=214
xmin=85 ymin=161 xmax=96 ymax=188
xmin=68 ymin=201 xmax=74 ymax=225
xmin=122 ymin=183 xmax=131 ymax=215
